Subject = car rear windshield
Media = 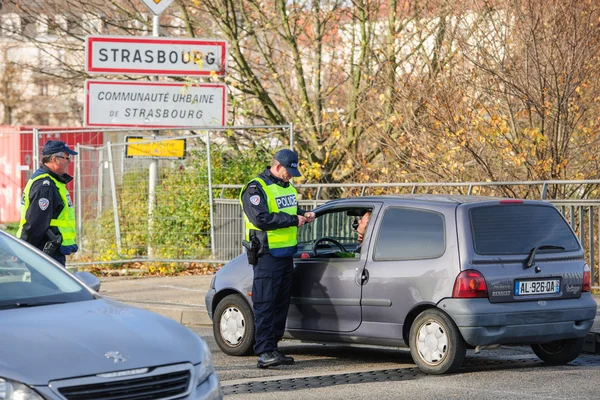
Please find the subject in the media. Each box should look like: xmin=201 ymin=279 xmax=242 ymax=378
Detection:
xmin=470 ymin=204 xmax=580 ymax=255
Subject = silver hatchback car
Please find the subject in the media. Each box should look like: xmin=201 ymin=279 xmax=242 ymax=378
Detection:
xmin=206 ymin=195 xmax=597 ymax=374
xmin=0 ymin=230 xmax=222 ymax=400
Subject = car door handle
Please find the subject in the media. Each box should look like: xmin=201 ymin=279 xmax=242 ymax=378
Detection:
xmin=354 ymin=268 xmax=370 ymax=286
xmin=354 ymin=268 xmax=362 ymax=286
xmin=361 ymin=269 xmax=369 ymax=285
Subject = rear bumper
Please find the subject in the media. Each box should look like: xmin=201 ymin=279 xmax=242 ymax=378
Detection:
xmin=205 ymin=288 xmax=216 ymax=320
xmin=438 ymin=293 xmax=598 ymax=346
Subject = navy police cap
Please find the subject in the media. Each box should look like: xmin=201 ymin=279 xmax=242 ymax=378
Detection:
xmin=42 ymin=140 xmax=78 ymax=156
xmin=275 ymin=149 xmax=301 ymax=177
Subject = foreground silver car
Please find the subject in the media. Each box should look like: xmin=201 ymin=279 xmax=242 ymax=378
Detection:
xmin=0 ymin=230 xmax=222 ymax=400
xmin=206 ymin=195 xmax=597 ymax=374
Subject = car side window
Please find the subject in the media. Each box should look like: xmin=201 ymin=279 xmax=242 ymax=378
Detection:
xmin=297 ymin=209 xmax=362 ymax=255
xmin=374 ymin=207 xmax=445 ymax=260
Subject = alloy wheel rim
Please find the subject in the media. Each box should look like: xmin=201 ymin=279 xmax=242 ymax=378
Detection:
xmin=416 ymin=320 xmax=448 ymax=365
xmin=219 ymin=306 xmax=246 ymax=346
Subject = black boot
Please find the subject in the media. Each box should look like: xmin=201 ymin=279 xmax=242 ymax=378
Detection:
xmin=257 ymin=351 xmax=282 ymax=369
xmin=274 ymin=349 xmax=294 ymax=365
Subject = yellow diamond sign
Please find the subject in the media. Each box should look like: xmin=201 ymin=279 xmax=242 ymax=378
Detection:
xmin=141 ymin=0 xmax=174 ymax=15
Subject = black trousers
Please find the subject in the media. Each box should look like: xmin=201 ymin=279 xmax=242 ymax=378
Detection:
xmin=51 ymin=253 xmax=66 ymax=266
xmin=252 ymin=253 xmax=294 ymax=355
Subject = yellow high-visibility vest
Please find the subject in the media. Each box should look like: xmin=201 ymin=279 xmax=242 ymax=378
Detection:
xmin=240 ymin=177 xmax=298 ymax=252
xmin=17 ymin=173 xmax=76 ymax=246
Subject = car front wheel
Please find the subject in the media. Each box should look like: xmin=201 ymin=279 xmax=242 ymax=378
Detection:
xmin=409 ymin=308 xmax=466 ymax=374
xmin=213 ymin=294 xmax=255 ymax=356
xmin=531 ymin=338 xmax=584 ymax=365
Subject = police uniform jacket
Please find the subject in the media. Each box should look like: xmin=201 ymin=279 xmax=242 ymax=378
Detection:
xmin=241 ymin=167 xmax=308 ymax=256
xmin=19 ymin=165 xmax=73 ymax=251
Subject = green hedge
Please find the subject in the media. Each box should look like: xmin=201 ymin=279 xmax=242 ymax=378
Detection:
xmin=84 ymin=147 xmax=270 ymax=264
xmin=0 ymin=223 xmax=19 ymax=236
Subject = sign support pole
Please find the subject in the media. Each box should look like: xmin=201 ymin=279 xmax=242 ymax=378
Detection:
xmin=147 ymin=15 xmax=160 ymax=259
xmin=206 ymin=131 xmax=216 ymax=257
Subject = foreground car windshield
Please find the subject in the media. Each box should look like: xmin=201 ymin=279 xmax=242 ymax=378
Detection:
xmin=0 ymin=234 xmax=94 ymax=307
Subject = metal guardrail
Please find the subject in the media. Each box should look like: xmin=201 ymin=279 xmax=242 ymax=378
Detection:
xmin=215 ymin=179 xmax=600 ymax=200
xmin=214 ymin=181 xmax=600 ymax=289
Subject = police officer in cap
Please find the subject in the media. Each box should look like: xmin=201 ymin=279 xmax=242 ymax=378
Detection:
xmin=17 ymin=140 xmax=79 ymax=266
xmin=240 ymin=149 xmax=316 ymax=368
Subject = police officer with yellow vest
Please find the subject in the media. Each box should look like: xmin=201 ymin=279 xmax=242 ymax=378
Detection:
xmin=240 ymin=149 xmax=316 ymax=369
xmin=17 ymin=140 xmax=78 ymax=266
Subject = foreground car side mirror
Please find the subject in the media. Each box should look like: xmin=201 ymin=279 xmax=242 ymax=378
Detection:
xmin=75 ymin=271 xmax=101 ymax=292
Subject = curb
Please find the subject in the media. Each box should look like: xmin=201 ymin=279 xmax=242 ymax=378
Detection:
xmin=123 ymin=300 xmax=212 ymax=326
xmin=98 ymin=275 xmax=215 ymax=327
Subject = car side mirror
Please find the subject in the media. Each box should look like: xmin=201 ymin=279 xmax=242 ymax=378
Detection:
xmin=76 ymin=271 xmax=101 ymax=292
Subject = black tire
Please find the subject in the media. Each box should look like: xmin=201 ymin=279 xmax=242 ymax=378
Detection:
xmin=531 ymin=338 xmax=584 ymax=365
xmin=213 ymin=294 xmax=255 ymax=356
xmin=409 ymin=308 xmax=466 ymax=374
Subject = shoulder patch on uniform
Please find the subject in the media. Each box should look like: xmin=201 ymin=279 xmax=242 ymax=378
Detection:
xmin=39 ymin=198 xmax=49 ymax=211
xmin=42 ymin=180 xmax=50 ymax=185
xmin=250 ymin=195 xmax=261 ymax=206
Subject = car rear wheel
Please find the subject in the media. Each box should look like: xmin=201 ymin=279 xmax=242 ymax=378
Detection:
xmin=409 ymin=308 xmax=466 ymax=374
xmin=213 ymin=294 xmax=255 ymax=356
xmin=531 ymin=338 xmax=584 ymax=365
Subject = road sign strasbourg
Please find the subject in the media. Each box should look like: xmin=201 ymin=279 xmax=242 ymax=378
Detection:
xmin=84 ymin=80 xmax=226 ymax=128
xmin=86 ymin=36 xmax=227 ymax=77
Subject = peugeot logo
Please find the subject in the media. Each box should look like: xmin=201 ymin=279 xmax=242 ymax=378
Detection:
xmin=105 ymin=351 xmax=127 ymax=363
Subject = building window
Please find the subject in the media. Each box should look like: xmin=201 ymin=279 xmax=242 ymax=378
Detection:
xmin=48 ymin=16 xmax=62 ymax=35
xmin=35 ymin=114 xmax=50 ymax=126
xmin=1 ymin=14 xmax=21 ymax=37
xmin=21 ymin=17 xmax=35 ymax=35
xmin=65 ymin=13 xmax=82 ymax=34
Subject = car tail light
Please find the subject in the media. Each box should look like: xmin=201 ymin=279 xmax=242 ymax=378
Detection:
xmin=453 ymin=270 xmax=488 ymax=298
xmin=582 ymin=264 xmax=591 ymax=292
xmin=499 ymin=199 xmax=523 ymax=204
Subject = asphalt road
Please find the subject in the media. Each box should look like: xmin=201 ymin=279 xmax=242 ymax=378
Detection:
xmin=190 ymin=326 xmax=600 ymax=400
xmin=99 ymin=276 xmax=600 ymax=399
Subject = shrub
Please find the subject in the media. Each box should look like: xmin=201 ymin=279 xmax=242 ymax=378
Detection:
xmin=82 ymin=146 xmax=269 ymax=269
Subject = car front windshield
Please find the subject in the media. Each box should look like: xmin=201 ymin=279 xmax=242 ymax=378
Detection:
xmin=0 ymin=234 xmax=94 ymax=308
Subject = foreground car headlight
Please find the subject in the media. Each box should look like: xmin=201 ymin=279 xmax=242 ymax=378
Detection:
xmin=0 ymin=378 xmax=44 ymax=400
xmin=195 ymin=339 xmax=216 ymax=385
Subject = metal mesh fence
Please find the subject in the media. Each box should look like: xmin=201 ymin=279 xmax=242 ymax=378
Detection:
xmin=1 ymin=125 xmax=294 ymax=268
xmin=3 ymin=126 xmax=600 ymax=288
xmin=0 ymin=127 xmax=103 ymax=226
xmin=0 ymin=129 xmax=29 ymax=224
xmin=76 ymin=135 xmax=215 ymax=263
xmin=70 ymin=127 xmax=293 ymax=265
